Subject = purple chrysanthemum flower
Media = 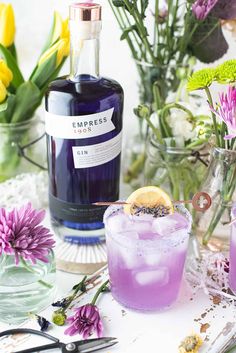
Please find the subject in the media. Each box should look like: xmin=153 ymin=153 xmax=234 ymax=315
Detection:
xmin=192 ymin=0 xmax=236 ymax=21
xmin=0 ymin=203 xmax=55 ymax=264
xmin=64 ymin=304 xmax=103 ymax=339
xmin=210 ymin=86 xmax=236 ymax=140
xmin=192 ymin=0 xmax=219 ymax=20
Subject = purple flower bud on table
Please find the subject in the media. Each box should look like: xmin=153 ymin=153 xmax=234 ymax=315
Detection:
xmin=64 ymin=304 xmax=103 ymax=339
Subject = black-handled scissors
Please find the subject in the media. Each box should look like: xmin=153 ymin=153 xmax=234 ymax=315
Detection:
xmin=0 ymin=328 xmax=118 ymax=353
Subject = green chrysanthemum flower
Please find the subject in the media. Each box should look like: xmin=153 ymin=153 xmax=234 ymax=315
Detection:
xmin=216 ymin=59 xmax=236 ymax=84
xmin=187 ymin=68 xmax=216 ymax=92
xmin=52 ymin=309 xmax=67 ymax=326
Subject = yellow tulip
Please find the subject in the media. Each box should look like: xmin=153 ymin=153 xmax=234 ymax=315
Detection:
xmin=0 ymin=3 xmax=15 ymax=47
xmin=38 ymin=38 xmax=69 ymax=68
xmin=0 ymin=79 xmax=7 ymax=103
xmin=51 ymin=12 xmax=69 ymax=45
xmin=0 ymin=59 xmax=13 ymax=87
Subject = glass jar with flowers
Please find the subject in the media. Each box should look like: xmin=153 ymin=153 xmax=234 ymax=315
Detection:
xmin=187 ymin=59 xmax=236 ymax=248
xmin=132 ymin=96 xmax=211 ymax=208
xmin=109 ymin=0 xmax=236 ymax=190
xmin=0 ymin=4 xmax=69 ymax=182
xmin=0 ymin=203 xmax=56 ymax=324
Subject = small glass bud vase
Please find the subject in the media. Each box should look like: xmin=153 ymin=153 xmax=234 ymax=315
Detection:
xmin=0 ymin=250 xmax=56 ymax=324
xmin=0 ymin=117 xmax=47 ymax=182
xmin=196 ymin=147 xmax=236 ymax=249
xmin=229 ymin=204 xmax=236 ymax=294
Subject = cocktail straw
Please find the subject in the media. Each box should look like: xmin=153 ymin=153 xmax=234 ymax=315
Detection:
xmin=93 ymin=192 xmax=212 ymax=212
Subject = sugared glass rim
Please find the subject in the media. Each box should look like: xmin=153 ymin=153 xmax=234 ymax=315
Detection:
xmin=103 ymin=202 xmax=192 ymax=251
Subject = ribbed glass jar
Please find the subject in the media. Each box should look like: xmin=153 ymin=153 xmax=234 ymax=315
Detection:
xmin=144 ymin=137 xmax=208 ymax=201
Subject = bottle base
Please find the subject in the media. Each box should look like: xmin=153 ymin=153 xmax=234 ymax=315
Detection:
xmin=51 ymin=217 xmax=105 ymax=244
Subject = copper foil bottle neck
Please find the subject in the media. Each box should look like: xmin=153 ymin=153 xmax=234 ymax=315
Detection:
xmin=70 ymin=2 xmax=101 ymax=21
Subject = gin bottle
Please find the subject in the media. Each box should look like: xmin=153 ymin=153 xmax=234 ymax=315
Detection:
xmin=45 ymin=3 xmax=123 ymax=244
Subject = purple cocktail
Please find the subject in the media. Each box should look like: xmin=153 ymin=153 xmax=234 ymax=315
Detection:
xmin=104 ymin=204 xmax=192 ymax=311
xmin=229 ymin=205 xmax=236 ymax=293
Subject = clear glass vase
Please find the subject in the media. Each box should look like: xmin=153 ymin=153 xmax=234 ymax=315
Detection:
xmin=0 ymin=117 xmax=47 ymax=182
xmin=0 ymin=251 xmax=56 ymax=324
xmin=135 ymin=60 xmax=190 ymax=105
xmin=144 ymin=137 xmax=209 ymax=202
xmin=195 ymin=147 xmax=236 ymax=249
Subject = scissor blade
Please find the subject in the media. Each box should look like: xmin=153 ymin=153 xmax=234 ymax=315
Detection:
xmin=77 ymin=337 xmax=118 ymax=353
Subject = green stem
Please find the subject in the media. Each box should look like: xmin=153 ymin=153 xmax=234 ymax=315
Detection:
xmin=20 ymin=257 xmax=53 ymax=289
xmin=205 ymin=87 xmax=221 ymax=146
xmin=124 ymin=152 xmax=146 ymax=183
xmin=143 ymin=113 xmax=163 ymax=144
xmin=91 ymin=280 xmax=109 ymax=306
xmin=123 ymin=0 xmax=156 ymax=64
xmin=161 ymin=102 xmax=194 ymax=120
xmin=64 ymin=276 xmax=87 ymax=311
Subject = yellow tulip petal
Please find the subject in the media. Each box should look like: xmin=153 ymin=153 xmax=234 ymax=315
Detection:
xmin=0 ymin=79 xmax=7 ymax=103
xmin=39 ymin=38 xmax=69 ymax=67
xmin=0 ymin=4 xmax=15 ymax=47
xmin=0 ymin=59 xmax=13 ymax=87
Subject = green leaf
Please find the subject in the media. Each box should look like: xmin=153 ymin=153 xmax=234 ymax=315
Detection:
xmin=141 ymin=0 xmax=149 ymax=18
xmin=0 ymin=44 xmax=24 ymax=89
xmin=112 ymin=0 xmax=134 ymax=12
xmin=30 ymin=51 xmax=57 ymax=90
xmin=11 ymin=81 xmax=41 ymax=123
xmin=120 ymin=25 xmax=137 ymax=40
xmin=7 ymin=43 xmax=17 ymax=62
xmin=0 ymin=95 xmax=16 ymax=123
xmin=112 ymin=0 xmax=125 ymax=7
xmin=40 ymin=12 xmax=57 ymax=54
xmin=0 ymin=99 xmax=8 ymax=113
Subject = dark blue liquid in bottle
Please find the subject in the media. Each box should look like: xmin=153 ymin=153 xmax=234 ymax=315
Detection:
xmin=45 ymin=3 xmax=123 ymax=244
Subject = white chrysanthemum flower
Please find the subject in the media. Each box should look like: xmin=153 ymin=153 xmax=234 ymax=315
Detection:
xmin=166 ymin=103 xmax=196 ymax=142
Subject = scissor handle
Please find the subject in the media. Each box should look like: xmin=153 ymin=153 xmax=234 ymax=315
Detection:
xmin=0 ymin=328 xmax=59 ymax=342
xmin=0 ymin=328 xmax=62 ymax=353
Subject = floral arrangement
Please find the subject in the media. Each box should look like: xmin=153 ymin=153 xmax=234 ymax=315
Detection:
xmin=109 ymin=0 xmax=236 ymax=194
xmin=0 ymin=3 xmax=69 ymax=122
xmin=187 ymin=59 xmax=236 ymax=244
xmin=109 ymin=0 xmax=236 ymax=105
xmin=0 ymin=202 xmax=55 ymax=264
xmin=0 ymin=3 xmax=69 ymax=182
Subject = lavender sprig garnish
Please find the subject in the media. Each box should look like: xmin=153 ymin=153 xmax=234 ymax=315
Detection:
xmin=133 ymin=204 xmax=171 ymax=218
xmin=52 ymin=276 xmax=87 ymax=326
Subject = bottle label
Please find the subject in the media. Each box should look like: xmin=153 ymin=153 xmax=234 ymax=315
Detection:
xmin=72 ymin=130 xmax=122 ymax=168
xmin=45 ymin=108 xmax=115 ymax=139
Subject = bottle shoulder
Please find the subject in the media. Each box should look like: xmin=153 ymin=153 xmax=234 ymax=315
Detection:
xmin=46 ymin=75 xmax=123 ymax=96
xmin=45 ymin=75 xmax=124 ymax=116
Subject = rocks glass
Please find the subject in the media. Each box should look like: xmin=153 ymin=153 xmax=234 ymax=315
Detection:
xmin=104 ymin=204 xmax=192 ymax=311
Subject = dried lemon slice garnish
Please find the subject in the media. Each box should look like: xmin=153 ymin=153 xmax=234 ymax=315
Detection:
xmin=124 ymin=186 xmax=174 ymax=216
